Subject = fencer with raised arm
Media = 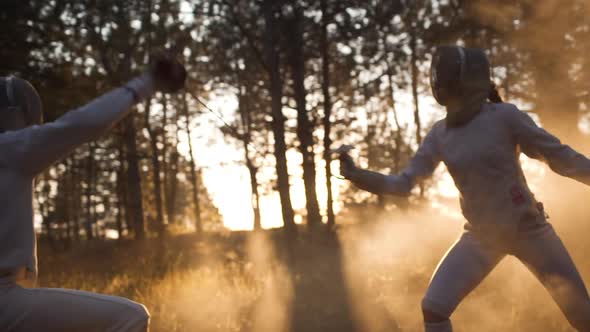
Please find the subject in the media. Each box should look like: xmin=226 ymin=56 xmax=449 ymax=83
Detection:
xmin=0 ymin=54 xmax=186 ymax=332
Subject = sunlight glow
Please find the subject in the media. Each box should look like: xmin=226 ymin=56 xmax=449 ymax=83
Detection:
xmin=178 ymin=90 xmax=547 ymax=231
xmin=177 ymin=92 xmax=446 ymax=230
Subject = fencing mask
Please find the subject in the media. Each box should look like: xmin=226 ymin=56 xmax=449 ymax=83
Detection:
xmin=430 ymin=46 xmax=465 ymax=106
xmin=0 ymin=76 xmax=43 ymax=133
xmin=430 ymin=46 xmax=492 ymax=126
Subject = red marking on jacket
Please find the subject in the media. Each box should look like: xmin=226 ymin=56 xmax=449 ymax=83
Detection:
xmin=510 ymin=185 xmax=526 ymax=205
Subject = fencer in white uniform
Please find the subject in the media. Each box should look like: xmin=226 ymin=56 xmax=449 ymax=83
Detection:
xmin=339 ymin=45 xmax=590 ymax=332
xmin=0 ymin=55 xmax=186 ymax=331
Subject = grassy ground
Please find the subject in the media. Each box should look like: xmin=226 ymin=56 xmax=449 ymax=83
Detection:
xmin=38 ymin=212 xmax=585 ymax=332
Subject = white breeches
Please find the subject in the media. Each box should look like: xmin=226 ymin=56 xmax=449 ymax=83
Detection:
xmin=0 ymin=280 xmax=149 ymax=332
xmin=422 ymin=222 xmax=590 ymax=332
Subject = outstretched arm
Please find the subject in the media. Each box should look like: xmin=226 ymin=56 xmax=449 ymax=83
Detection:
xmin=0 ymin=55 xmax=186 ymax=176
xmin=340 ymin=125 xmax=441 ymax=196
xmin=0 ymin=75 xmax=153 ymax=176
xmin=508 ymin=105 xmax=590 ymax=185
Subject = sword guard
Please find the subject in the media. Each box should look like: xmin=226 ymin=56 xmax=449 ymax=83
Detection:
xmin=331 ymin=144 xmax=354 ymax=155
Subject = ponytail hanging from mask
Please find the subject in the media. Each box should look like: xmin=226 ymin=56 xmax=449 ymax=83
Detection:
xmin=488 ymin=82 xmax=503 ymax=103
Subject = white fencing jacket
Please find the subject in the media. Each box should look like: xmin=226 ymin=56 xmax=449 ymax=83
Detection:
xmin=0 ymin=74 xmax=154 ymax=280
xmin=386 ymin=103 xmax=590 ymax=240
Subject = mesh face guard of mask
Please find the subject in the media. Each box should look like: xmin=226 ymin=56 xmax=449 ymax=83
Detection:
xmin=430 ymin=45 xmax=466 ymax=106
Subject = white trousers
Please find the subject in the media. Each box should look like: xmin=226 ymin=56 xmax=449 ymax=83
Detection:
xmin=0 ymin=280 xmax=149 ymax=332
xmin=422 ymin=222 xmax=590 ymax=332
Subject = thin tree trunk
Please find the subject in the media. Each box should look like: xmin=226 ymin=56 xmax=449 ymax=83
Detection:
xmin=116 ymin=168 xmax=124 ymax=239
xmin=288 ymin=3 xmax=322 ymax=230
xmin=321 ymin=0 xmax=335 ymax=228
xmin=124 ymin=116 xmax=145 ymax=239
xmin=72 ymin=158 xmax=81 ymax=242
xmin=247 ymin=158 xmax=262 ymax=230
xmin=182 ymin=93 xmax=202 ymax=233
xmin=63 ymin=158 xmax=73 ymax=248
xmin=386 ymin=66 xmax=410 ymax=210
xmin=145 ymin=98 xmax=166 ymax=237
xmin=386 ymin=61 xmax=403 ymax=173
xmin=114 ymin=135 xmax=125 ymax=239
xmin=238 ymin=89 xmax=262 ymax=230
xmin=409 ymin=27 xmax=424 ymax=197
xmin=166 ymin=150 xmax=179 ymax=225
xmin=85 ymin=144 xmax=95 ymax=240
xmin=92 ymin=149 xmax=101 ymax=238
xmin=116 ymin=134 xmax=130 ymax=237
xmin=161 ymin=95 xmax=170 ymax=223
xmin=166 ymin=98 xmax=180 ymax=226
xmin=409 ymin=28 xmax=422 ymax=146
xmin=263 ymin=0 xmax=296 ymax=233
xmin=243 ymin=133 xmax=261 ymax=230
xmin=140 ymin=0 xmax=164 ymax=237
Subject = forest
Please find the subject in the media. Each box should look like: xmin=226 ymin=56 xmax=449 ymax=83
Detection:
xmin=2 ymin=0 xmax=590 ymax=331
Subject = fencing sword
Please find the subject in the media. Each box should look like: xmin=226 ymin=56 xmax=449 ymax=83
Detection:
xmin=184 ymin=88 xmax=265 ymax=158
xmin=185 ymin=87 xmax=354 ymax=180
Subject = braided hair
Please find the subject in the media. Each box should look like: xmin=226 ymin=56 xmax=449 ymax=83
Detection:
xmin=488 ymin=82 xmax=503 ymax=103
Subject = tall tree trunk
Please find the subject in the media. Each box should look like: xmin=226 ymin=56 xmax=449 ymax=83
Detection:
xmin=124 ymin=116 xmax=145 ymax=239
xmin=116 ymin=167 xmax=124 ymax=239
xmin=72 ymin=158 xmax=81 ymax=242
xmin=360 ymin=83 xmax=385 ymax=209
xmin=386 ymin=66 xmax=403 ymax=173
xmin=166 ymin=151 xmax=179 ymax=225
xmin=263 ymin=0 xmax=296 ymax=233
xmin=321 ymin=0 xmax=335 ymax=228
xmin=63 ymin=158 xmax=73 ymax=247
xmin=161 ymin=95 xmax=170 ymax=223
xmin=85 ymin=144 xmax=95 ymax=240
xmin=243 ymin=133 xmax=261 ymax=230
xmin=246 ymin=157 xmax=262 ymax=230
xmin=166 ymin=98 xmax=180 ymax=226
xmin=409 ymin=27 xmax=424 ymax=197
xmin=145 ymin=98 xmax=165 ymax=237
xmin=116 ymin=133 xmax=130 ymax=238
xmin=115 ymin=134 xmax=125 ymax=239
xmin=238 ymin=89 xmax=262 ymax=230
xmin=91 ymin=147 xmax=100 ymax=238
xmin=386 ymin=65 xmax=410 ymax=210
xmin=288 ymin=4 xmax=322 ymax=230
xmin=409 ymin=28 xmax=422 ymax=146
xmin=182 ymin=93 xmax=202 ymax=233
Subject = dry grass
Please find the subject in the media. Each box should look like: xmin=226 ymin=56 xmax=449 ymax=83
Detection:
xmin=38 ymin=207 xmax=586 ymax=332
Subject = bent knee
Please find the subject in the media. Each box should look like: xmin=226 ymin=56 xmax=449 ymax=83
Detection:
xmin=116 ymin=300 xmax=150 ymax=332
xmin=421 ymin=297 xmax=451 ymax=322
xmin=132 ymin=302 xmax=150 ymax=321
xmin=130 ymin=302 xmax=150 ymax=329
